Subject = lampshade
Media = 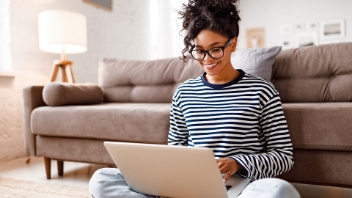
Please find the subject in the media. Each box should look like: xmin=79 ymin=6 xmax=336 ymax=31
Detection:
xmin=38 ymin=10 xmax=87 ymax=54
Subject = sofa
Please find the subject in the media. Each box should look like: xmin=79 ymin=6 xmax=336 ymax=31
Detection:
xmin=23 ymin=57 xmax=203 ymax=179
xmin=23 ymin=42 xmax=352 ymax=193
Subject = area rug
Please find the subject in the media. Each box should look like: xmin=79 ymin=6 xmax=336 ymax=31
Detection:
xmin=0 ymin=177 xmax=91 ymax=198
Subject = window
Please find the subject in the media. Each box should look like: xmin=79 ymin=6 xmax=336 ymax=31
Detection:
xmin=149 ymin=0 xmax=160 ymax=60
xmin=170 ymin=0 xmax=187 ymax=58
xmin=149 ymin=0 xmax=187 ymax=60
xmin=0 ymin=0 xmax=12 ymax=71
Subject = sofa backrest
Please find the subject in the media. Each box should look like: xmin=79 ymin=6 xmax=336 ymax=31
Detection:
xmin=272 ymin=42 xmax=352 ymax=103
xmin=99 ymin=42 xmax=352 ymax=103
xmin=98 ymin=58 xmax=203 ymax=103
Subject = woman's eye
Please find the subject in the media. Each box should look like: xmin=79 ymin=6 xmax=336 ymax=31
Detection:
xmin=196 ymin=50 xmax=204 ymax=54
xmin=211 ymin=48 xmax=221 ymax=52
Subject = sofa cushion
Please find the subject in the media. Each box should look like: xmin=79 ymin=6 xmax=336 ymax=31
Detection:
xmin=32 ymin=101 xmax=352 ymax=151
xmin=98 ymin=58 xmax=203 ymax=103
xmin=43 ymin=82 xmax=103 ymax=106
xmin=283 ymin=102 xmax=352 ymax=151
xmin=31 ymin=103 xmax=171 ymax=144
xmin=272 ymin=42 xmax=352 ymax=102
xmin=231 ymin=46 xmax=282 ymax=81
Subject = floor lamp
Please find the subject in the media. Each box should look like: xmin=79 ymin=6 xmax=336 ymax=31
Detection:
xmin=38 ymin=10 xmax=87 ymax=83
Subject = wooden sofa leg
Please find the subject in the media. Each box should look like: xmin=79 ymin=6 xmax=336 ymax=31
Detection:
xmin=58 ymin=160 xmax=64 ymax=177
xmin=44 ymin=157 xmax=51 ymax=179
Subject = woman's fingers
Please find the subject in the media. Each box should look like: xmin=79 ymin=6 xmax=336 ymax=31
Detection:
xmin=217 ymin=159 xmax=229 ymax=173
xmin=217 ymin=161 xmax=226 ymax=170
xmin=216 ymin=158 xmax=240 ymax=182
xmin=219 ymin=165 xmax=228 ymax=173
xmin=223 ymin=171 xmax=232 ymax=182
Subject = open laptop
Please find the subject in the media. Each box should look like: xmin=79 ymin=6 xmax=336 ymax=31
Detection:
xmin=104 ymin=141 xmax=250 ymax=198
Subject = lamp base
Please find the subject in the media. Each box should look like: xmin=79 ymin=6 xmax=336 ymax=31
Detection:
xmin=50 ymin=60 xmax=75 ymax=83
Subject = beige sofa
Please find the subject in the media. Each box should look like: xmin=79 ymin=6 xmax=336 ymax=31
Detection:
xmin=23 ymin=43 xmax=352 ymax=190
xmin=23 ymin=58 xmax=203 ymax=179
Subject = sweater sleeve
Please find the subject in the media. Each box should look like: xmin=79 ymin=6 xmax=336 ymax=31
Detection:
xmin=231 ymin=94 xmax=294 ymax=180
xmin=167 ymin=96 xmax=189 ymax=146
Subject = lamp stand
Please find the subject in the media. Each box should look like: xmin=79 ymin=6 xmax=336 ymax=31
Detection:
xmin=50 ymin=60 xmax=75 ymax=83
xmin=50 ymin=49 xmax=75 ymax=83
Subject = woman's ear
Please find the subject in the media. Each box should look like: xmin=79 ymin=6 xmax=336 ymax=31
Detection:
xmin=231 ymin=37 xmax=238 ymax=52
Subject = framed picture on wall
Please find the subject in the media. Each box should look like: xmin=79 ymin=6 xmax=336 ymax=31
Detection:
xmin=295 ymin=32 xmax=318 ymax=48
xmin=246 ymin=28 xmax=265 ymax=48
xmin=279 ymin=25 xmax=293 ymax=35
xmin=306 ymin=22 xmax=319 ymax=31
xmin=83 ymin=0 xmax=113 ymax=12
xmin=294 ymin=23 xmax=306 ymax=32
xmin=280 ymin=38 xmax=294 ymax=50
xmin=320 ymin=19 xmax=345 ymax=39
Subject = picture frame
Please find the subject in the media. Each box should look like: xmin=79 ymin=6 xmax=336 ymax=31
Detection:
xmin=295 ymin=32 xmax=318 ymax=48
xmin=279 ymin=25 xmax=293 ymax=35
xmin=246 ymin=28 xmax=265 ymax=48
xmin=306 ymin=22 xmax=319 ymax=31
xmin=280 ymin=38 xmax=294 ymax=50
xmin=294 ymin=23 xmax=306 ymax=33
xmin=320 ymin=19 xmax=345 ymax=40
xmin=83 ymin=0 xmax=112 ymax=12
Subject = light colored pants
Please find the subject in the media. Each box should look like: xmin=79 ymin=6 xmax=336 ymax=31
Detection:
xmin=89 ymin=168 xmax=300 ymax=198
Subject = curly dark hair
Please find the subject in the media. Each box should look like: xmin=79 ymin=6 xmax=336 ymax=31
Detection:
xmin=179 ymin=0 xmax=241 ymax=61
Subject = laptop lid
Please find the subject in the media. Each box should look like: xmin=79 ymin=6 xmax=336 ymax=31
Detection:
xmin=104 ymin=142 xmax=250 ymax=198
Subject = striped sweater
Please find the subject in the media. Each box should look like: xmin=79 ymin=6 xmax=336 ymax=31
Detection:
xmin=167 ymin=70 xmax=294 ymax=181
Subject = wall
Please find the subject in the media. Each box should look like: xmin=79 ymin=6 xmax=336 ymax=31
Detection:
xmin=237 ymin=0 xmax=352 ymax=48
xmin=11 ymin=0 xmax=151 ymax=83
xmin=0 ymin=72 xmax=47 ymax=159
xmin=0 ymin=0 xmax=11 ymax=71
xmin=0 ymin=0 xmax=151 ymax=160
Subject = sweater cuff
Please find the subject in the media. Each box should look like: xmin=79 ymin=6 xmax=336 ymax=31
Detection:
xmin=231 ymin=156 xmax=250 ymax=178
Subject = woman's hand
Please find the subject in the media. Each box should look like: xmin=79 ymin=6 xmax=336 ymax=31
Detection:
xmin=216 ymin=158 xmax=241 ymax=182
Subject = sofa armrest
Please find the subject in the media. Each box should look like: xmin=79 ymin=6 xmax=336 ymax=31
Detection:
xmin=23 ymin=85 xmax=46 ymax=156
xmin=43 ymin=82 xmax=104 ymax=106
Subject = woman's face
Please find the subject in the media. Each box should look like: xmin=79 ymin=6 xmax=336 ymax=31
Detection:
xmin=193 ymin=29 xmax=237 ymax=77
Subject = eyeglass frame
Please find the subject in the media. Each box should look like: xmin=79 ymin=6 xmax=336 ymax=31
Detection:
xmin=189 ymin=39 xmax=233 ymax=61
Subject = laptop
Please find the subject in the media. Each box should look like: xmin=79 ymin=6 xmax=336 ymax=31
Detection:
xmin=104 ymin=141 xmax=250 ymax=198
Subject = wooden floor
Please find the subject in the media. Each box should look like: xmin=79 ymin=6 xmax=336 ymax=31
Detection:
xmin=0 ymin=157 xmax=106 ymax=188
xmin=1 ymin=156 xmax=352 ymax=198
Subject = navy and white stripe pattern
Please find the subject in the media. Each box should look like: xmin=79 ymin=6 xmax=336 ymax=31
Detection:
xmin=168 ymin=70 xmax=294 ymax=181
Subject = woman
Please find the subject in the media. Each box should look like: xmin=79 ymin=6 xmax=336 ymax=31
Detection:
xmin=89 ymin=0 xmax=300 ymax=197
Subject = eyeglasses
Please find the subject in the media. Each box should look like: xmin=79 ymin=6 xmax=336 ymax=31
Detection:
xmin=190 ymin=39 xmax=232 ymax=61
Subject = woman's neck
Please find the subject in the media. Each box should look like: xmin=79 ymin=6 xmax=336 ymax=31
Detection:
xmin=205 ymin=65 xmax=240 ymax=85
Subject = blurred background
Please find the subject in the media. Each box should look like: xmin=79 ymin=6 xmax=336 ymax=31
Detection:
xmin=0 ymin=0 xmax=351 ymax=160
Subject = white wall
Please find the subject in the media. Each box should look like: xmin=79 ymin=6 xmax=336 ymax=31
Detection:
xmin=0 ymin=0 xmax=11 ymax=71
xmin=237 ymin=0 xmax=352 ymax=48
xmin=0 ymin=72 xmax=48 ymax=160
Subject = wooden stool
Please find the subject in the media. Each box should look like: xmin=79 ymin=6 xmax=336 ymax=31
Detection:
xmin=50 ymin=60 xmax=75 ymax=83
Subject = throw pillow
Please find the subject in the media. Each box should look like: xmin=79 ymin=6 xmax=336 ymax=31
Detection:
xmin=231 ymin=46 xmax=282 ymax=81
xmin=43 ymin=82 xmax=104 ymax=106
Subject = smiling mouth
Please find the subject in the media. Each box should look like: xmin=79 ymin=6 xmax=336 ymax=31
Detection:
xmin=204 ymin=62 xmax=219 ymax=69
